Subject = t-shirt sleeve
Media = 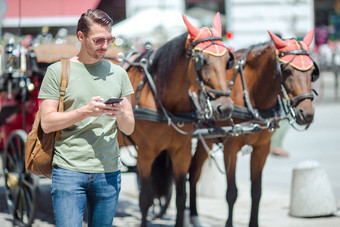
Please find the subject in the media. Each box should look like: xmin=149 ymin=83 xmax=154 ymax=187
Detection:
xmin=38 ymin=62 xmax=61 ymax=100
xmin=119 ymin=68 xmax=134 ymax=97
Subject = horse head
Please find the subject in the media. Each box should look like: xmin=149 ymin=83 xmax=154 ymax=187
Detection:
xmin=268 ymin=29 xmax=318 ymax=126
xmin=183 ymin=13 xmax=234 ymax=121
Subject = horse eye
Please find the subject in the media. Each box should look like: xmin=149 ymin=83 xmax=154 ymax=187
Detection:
xmin=283 ymin=68 xmax=292 ymax=75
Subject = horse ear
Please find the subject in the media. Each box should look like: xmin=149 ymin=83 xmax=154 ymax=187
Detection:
xmin=268 ymin=30 xmax=288 ymax=50
xmin=303 ymin=28 xmax=314 ymax=46
xmin=212 ymin=12 xmax=222 ymax=35
xmin=182 ymin=14 xmax=200 ymax=39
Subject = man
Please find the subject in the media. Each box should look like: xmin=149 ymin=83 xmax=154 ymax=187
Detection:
xmin=38 ymin=9 xmax=134 ymax=226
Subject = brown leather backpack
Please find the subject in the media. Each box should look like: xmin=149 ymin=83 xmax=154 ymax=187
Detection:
xmin=25 ymin=58 xmax=70 ymax=178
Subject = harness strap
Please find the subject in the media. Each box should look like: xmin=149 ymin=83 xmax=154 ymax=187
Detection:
xmin=206 ymin=89 xmax=231 ymax=96
xmin=278 ymin=49 xmax=308 ymax=58
xmin=191 ymin=37 xmax=223 ymax=47
xmin=134 ymin=106 xmax=197 ymax=124
xmin=126 ymin=53 xmax=200 ymax=135
xmin=133 ymin=79 xmax=146 ymax=112
xmin=231 ymin=102 xmax=281 ymax=120
xmin=289 ymin=92 xmax=314 ymax=106
xmin=230 ymin=45 xmax=261 ymax=119
xmin=228 ymin=45 xmax=254 ymax=91
xmin=228 ymin=44 xmax=285 ymax=122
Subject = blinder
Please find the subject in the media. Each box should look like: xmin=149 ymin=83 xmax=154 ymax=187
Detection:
xmin=276 ymin=58 xmax=320 ymax=82
xmin=193 ymin=50 xmax=235 ymax=72
xmin=275 ymin=62 xmax=283 ymax=80
xmin=311 ymin=60 xmax=320 ymax=82
xmin=277 ymin=44 xmax=320 ymax=82
xmin=226 ymin=51 xmax=235 ymax=69
xmin=193 ymin=51 xmax=205 ymax=71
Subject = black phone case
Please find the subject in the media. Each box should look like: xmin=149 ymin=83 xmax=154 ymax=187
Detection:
xmin=104 ymin=98 xmax=123 ymax=104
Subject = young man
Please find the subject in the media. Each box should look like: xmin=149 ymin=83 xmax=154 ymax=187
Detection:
xmin=38 ymin=9 xmax=134 ymax=226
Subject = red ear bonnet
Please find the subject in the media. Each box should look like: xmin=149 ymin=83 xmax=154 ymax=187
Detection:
xmin=303 ymin=29 xmax=314 ymax=46
xmin=212 ymin=12 xmax=222 ymax=36
xmin=268 ymin=29 xmax=314 ymax=71
xmin=183 ymin=12 xmax=227 ymax=56
xmin=182 ymin=14 xmax=200 ymax=39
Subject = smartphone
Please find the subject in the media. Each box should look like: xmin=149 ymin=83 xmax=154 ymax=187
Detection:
xmin=104 ymin=98 xmax=123 ymax=104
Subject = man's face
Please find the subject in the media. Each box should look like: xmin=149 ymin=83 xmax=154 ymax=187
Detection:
xmin=81 ymin=23 xmax=114 ymax=60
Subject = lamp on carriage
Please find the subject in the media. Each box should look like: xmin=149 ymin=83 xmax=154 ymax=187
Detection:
xmin=27 ymin=81 xmax=34 ymax=91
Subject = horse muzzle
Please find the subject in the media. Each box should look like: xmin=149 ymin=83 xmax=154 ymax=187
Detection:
xmin=210 ymin=96 xmax=234 ymax=121
xmin=294 ymin=100 xmax=315 ymax=125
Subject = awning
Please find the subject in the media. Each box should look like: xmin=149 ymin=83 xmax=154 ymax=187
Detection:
xmin=111 ymin=8 xmax=201 ymax=41
xmin=2 ymin=0 xmax=100 ymax=27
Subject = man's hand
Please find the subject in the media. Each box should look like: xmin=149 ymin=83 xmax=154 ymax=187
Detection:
xmin=83 ymin=96 xmax=107 ymax=117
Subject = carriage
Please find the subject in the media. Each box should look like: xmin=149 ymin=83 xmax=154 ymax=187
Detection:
xmin=0 ymin=40 xmax=43 ymax=226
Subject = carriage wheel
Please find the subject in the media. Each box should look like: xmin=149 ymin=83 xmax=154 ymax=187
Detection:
xmin=3 ymin=129 xmax=39 ymax=226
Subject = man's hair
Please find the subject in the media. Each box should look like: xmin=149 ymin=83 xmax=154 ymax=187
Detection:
xmin=77 ymin=9 xmax=113 ymax=36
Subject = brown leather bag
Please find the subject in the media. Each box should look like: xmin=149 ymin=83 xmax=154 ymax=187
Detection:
xmin=25 ymin=58 xmax=70 ymax=178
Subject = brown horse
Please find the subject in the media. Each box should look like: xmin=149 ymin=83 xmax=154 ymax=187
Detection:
xmin=189 ymin=30 xmax=319 ymax=227
xmin=118 ymin=13 xmax=234 ymax=227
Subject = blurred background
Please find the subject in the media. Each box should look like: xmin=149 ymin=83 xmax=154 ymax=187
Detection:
xmin=1 ymin=0 xmax=340 ymax=69
xmin=0 ymin=0 xmax=337 ymax=48
xmin=0 ymin=0 xmax=339 ymax=226
xmin=0 ymin=0 xmax=339 ymax=61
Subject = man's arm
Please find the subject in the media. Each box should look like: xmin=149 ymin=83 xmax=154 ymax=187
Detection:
xmin=40 ymin=96 xmax=107 ymax=134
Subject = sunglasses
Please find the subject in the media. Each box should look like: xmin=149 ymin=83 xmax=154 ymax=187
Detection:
xmin=91 ymin=36 xmax=115 ymax=46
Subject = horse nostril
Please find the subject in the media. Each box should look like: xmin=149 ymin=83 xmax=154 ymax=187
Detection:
xmin=211 ymin=97 xmax=234 ymax=120
xmin=217 ymin=105 xmax=223 ymax=114
xmin=297 ymin=108 xmax=314 ymax=123
xmin=305 ymin=113 xmax=314 ymax=122
xmin=217 ymin=104 xmax=233 ymax=115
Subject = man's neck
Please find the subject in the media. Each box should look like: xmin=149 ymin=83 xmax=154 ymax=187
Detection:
xmin=72 ymin=56 xmax=101 ymax=65
xmin=73 ymin=48 xmax=101 ymax=64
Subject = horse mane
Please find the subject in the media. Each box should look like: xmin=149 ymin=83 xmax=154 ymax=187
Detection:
xmin=148 ymin=33 xmax=188 ymax=95
xmin=234 ymin=41 xmax=280 ymax=85
xmin=236 ymin=41 xmax=276 ymax=69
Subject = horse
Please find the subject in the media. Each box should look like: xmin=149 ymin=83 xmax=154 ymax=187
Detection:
xmin=188 ymin=29 xmax=319 ymax=227
xmin=117 ymin=13 xmax=235 ymax=227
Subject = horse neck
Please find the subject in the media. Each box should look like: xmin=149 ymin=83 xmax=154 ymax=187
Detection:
xmin=156 ymin=56 xmax=194 ymax=113
xmin=246 ymin=44 xmax=281 ymax=110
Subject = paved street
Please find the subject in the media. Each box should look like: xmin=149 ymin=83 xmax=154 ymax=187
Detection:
xmin=0 ymin=71 xmax=339 ymax=226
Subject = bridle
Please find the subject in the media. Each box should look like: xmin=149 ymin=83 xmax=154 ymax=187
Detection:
xmin=275 ymin=40 xmax=319 ymax=129
xmin=187 ymin=35 xmax=235 ymax=119
xmin=276 ymin=40 xmax=319 ymax=108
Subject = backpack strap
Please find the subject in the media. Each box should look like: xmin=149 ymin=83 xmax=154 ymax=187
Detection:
xmin=56 ymin=58 xmax=70 ymax=140
xmin=58 ymin=58 xmax=70 ymax=112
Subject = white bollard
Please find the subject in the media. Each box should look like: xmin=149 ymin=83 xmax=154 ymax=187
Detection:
xmin=197 ymin=144 xmax=226 ymax=198
xmin=289 ymin=160 xmax=337 ymax=217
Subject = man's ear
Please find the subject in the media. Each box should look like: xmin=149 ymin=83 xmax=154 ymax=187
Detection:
xmin=78 ymin=31 xmax=85 ymax=41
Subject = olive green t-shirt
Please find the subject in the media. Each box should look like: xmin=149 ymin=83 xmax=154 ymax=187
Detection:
xmin=38 ymin=59 xmax=134 ymax=173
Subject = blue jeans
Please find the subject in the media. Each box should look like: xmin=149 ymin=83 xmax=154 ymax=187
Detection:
xmin=51 ymin=166 xmax=121 ymax=227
